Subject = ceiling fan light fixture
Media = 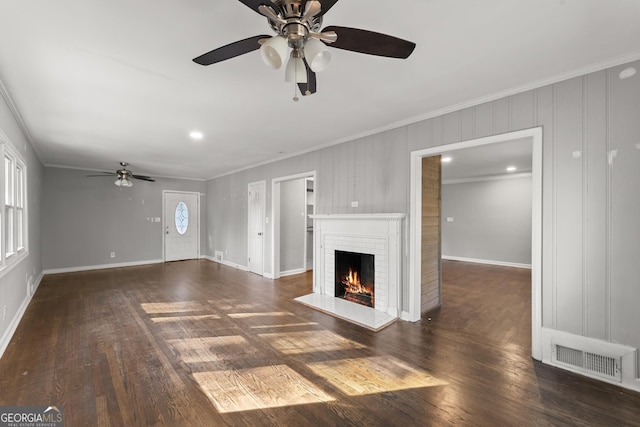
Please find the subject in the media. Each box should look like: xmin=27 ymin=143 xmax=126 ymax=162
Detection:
xmin=285 ymin=51 xmax=307 ymax=84
xmin=115 ymin=177 xmax=133 ymax=187
xmin=304 ymin=38 xmax=331 ymax=72
xmin=260 ymin=35 xmax=288 ymax=69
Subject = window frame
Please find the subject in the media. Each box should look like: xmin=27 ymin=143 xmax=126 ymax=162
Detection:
xmin=0 ymin=131 xmax=28 ymax=276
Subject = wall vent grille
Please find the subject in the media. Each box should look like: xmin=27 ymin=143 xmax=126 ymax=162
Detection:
xmin=555 ymin=344 xmax=621 ymax=381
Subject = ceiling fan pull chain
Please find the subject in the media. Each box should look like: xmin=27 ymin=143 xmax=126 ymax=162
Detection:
xmin=293 ymin=80 xmax=299 ymax=102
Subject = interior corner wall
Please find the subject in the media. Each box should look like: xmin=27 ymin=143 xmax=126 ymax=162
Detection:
xmin=0 ymin=93 xmax=44 ymax=358
xmin=42 ymin=167 xmax=206 ymax=271
xmin=442 ymin=177 xmax=532 ymax=266
xmin=206 ymin=59 xmax=640 ymax=368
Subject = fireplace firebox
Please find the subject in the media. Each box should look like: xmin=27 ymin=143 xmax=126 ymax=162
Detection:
xmin=334 ymin=250 xmax=375 ymax=308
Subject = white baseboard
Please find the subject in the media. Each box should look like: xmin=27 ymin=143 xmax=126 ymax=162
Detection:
xmin=43 ymin=259 xmax=164 ymax=275
xmin=442 ymin=255 xmax=531 ymax=269
xmin=279 ymin=268 xmax=306 ymax=277
xmin=206 ymin=256 xmax=249 ymax=272
xmin=0 ymin=271 xmax=44 ymax=360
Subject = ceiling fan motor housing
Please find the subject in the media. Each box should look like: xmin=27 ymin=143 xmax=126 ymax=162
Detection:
xmin=268 ymin=0 xmax=323 ymax=49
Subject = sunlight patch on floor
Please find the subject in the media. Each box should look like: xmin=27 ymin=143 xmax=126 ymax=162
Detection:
xmin=258 ymin=330 xmax=367 ymax=354
xmin=150 ymin=314 xmax=221 ymax=323
xmin=228 ymin=312 xmax=295 ymax=319
xmin=168 ymin=336 xmax=248 ymax=363
xmin=250 ymin=322 xmax=319 ymax=329
xmin=141 ymin=301 xmax=207 ymax=314
xmin=307 ymin=356 xmax=448 ymax=396
xmin=193 ymin=365 xmax=334 ymax=413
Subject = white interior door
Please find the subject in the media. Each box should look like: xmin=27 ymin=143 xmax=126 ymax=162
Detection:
xmin=164 ymin=191 xmax=199 ymax=262
xmin=248 ymin=181 xmax=265 ymax=275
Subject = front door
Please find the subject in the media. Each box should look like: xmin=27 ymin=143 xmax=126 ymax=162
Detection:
xmin=164 ymin=191 xmax=199 ymax=262
xmin=247 ymin=181 xmax=265 ymax=275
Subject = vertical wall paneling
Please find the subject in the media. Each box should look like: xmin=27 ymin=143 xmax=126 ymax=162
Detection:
xmin=511 ymin=91 xmax=535 ymax=132
xmin=421 ymin=156 xmax=441 ymax=313
xmin=584 ymin=71 xmax=608 ymax=340
xmin=460 ymin=107 xmax=475 ymax=141
xmin=443 ymin=112 xmax=461 ymax=145
xmin=494 ymin=98 xmax=510 ymax=134
xmin=474 ymin=102 xmax=494 ymax=138
xmin=553 ymin=77 xmax=585 ymax=335
xmin=536 ymin=84 xmax=555 ymax=328
xmin=609 ymin=62 xmax=640 ymax=348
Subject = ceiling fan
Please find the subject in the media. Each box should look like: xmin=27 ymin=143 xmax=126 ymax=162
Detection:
xmin=87 ymin=162 xmax=155 ymax=187
xmin=193 ymin=0 xmax=416 ymax=100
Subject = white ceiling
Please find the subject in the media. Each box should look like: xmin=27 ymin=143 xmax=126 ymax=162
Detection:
xmin=1 ymin=0 xmax=639 ymax=180
xmin=440 ymin=138 xmax=532 ymax=182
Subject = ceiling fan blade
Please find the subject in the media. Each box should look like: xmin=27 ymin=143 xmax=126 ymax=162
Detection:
xmin=321 ymin=26 xmax=416 ymax=59
xmin=316 ymin=0 xmax=339 ymax=17
xmin=237 ymin=0 xmax=278 ymax=15
xmin=298 ymin=59 xmax=317 ymax=96
xmin=132 ymin=175 xmax=155 ymax=182
xmin=193 ymin=35 xmax=271 ymax=65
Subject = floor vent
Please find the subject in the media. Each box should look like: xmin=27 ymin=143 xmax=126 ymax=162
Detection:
xmin=555 ymin=344 xmax=621 ymax=381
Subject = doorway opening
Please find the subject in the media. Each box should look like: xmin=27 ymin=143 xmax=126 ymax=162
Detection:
xmin=272 ymin=171 xmax=316 ymax=279
xmin=409 ymin=127 xmax=542 ymax=360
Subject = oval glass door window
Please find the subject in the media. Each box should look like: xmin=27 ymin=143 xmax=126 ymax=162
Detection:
xmin=175 ymin=201 xmax=189 ymax=235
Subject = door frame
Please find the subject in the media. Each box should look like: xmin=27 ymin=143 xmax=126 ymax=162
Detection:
xmin=247 ymin=180 xmax=266 ymax=276
xmin=409 ymin=127 xmax=543 ymax=361
xmin=162 ymin=190 xmax=201 ymax=262
xmin=271 ymin=170 xmax=316 ymax=279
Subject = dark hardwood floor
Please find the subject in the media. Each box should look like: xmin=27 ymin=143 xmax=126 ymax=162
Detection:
xmin=1 ymin=259 xmax=639 ymax=426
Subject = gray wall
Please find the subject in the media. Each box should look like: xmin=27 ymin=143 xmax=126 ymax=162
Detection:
xmin=442 ymin=177 xmax=532 ymax=265
xmin=206 ymin=60 xmax=640 ymax=354
xmin=280 ymin=178 xmax=305 ymax=273
xmin=42 ymin=167 xmax=206 ymax=270
xmin=0 ymin=92 xmax=43 ymax=353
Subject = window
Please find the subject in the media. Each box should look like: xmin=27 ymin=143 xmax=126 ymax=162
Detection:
xmin=0 ymin=137 xmax=28 ymax=272
xmin=175 ymin=201 xmax=189 ymax=235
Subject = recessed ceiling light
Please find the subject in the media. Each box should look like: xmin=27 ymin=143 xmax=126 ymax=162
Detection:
xmin=441 ymin=156 xmax=452 ymax=163
xmin=189 ymin=131 xmax=204 ymax=140
xmin=507 ymin=166 xmax=517 ymax=172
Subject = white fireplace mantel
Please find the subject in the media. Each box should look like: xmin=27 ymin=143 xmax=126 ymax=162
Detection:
xmin=309 ymin=213 xmax=405 ymax=319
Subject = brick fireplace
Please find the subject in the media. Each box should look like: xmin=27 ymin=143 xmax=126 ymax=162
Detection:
xmin=295 ymin=214 xmax=405 ymax=330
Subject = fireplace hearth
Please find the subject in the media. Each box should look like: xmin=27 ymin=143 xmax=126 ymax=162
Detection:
xmin=335 ymin=250 xmax=375 ymax=308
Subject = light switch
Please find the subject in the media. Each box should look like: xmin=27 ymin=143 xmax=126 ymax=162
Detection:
xmin=447 ymin=217 xmax=454 ymax=222
xmin=155 ymin=217 xmax=161 ymax=222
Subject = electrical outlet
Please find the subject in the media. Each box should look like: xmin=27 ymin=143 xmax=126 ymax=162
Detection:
xmin=110 ymin=252 xmax=116 ymax=258
xmin=351 ymin=201 xmax=359 ymax=208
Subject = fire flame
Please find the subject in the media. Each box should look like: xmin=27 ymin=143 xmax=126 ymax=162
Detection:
xmin=342 ymin=268 xmax=373 ymax=295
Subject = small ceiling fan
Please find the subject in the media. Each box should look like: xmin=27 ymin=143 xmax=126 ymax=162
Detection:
xmin=87 ymin=162 xmax=155 ymax=187
xmin=193 ymin=0 xmax=416 ymax=100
